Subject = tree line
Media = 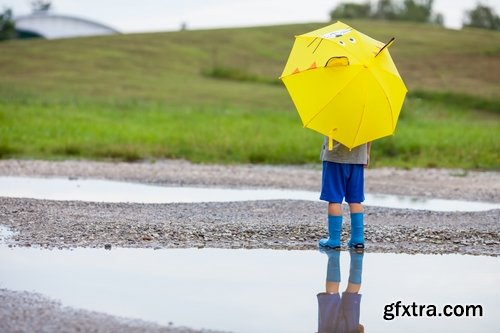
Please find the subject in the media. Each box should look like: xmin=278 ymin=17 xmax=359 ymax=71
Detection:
xmin=1 ymin=0 xmax=500 ymax=42
xmin=329 ymin=0 xmax=500 ymax=30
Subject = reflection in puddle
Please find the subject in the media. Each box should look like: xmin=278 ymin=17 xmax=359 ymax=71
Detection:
xmin=0 ymin=234 xmax=498 ymax=333
xmin=317 ymin=249 xmax=364 ymax=333
xmin=1 ymin=176 xmax=499 ymax=212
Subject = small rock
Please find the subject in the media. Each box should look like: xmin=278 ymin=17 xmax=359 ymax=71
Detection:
xmin=104 ymin=244 xmax=112 ymax=250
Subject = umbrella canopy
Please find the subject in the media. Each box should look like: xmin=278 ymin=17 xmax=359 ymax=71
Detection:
xmin=280 ymin=21 xmax=407 ymax=150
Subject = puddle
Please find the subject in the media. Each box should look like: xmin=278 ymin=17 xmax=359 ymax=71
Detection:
xmin=0 ymin=231 xmax=498 ymax=333
xmin=0 ymin=225 xmax=14 ymax=239
xmin=1 ymin=176 xmax=499 ymax=212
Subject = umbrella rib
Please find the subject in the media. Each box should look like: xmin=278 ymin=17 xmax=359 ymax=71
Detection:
xmin=307 ymin=37 xmax=318 ymax=48
xmin=312 ymin=39 xmax=324 ymax=53
xmin=371 ymin=70 xmax=396 ymax=130
xmin=351 ymin=84 xmax=368 ymax=148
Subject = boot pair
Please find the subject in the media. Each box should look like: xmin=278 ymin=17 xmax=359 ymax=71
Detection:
xmin=320 ymin=246 xmax=364 ymax=284
xmin=319 ymin=213 xmax=364 ymax=250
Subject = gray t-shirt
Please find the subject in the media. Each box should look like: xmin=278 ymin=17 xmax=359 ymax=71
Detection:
xmin=320 ymin=137 xmax=368 ymax=165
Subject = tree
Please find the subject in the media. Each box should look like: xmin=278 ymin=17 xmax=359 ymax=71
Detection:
xmin=31 ymin=0 xmax=52 ymax=14
xmin=463 ymin=3 xmax=500 ymax=30
xmin=372 ymin=0 xmax=399 ymax=20
xmin=330 ymin=2 xmax=372 ymax=20
xmin=399 ymin=0 xmax=433 ymax=22
xmin=432 ymin=12 xmax=444 ymax=26
xmin=0 ymin=8 xmax=15 ymax=41
xmin=330 ymin=0 xmax=443 ymax=26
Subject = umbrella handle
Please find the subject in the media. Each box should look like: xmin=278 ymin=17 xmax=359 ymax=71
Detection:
xmin=328 ymin=129 xmax=334 ymax=151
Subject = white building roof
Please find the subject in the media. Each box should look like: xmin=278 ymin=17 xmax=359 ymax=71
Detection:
xmin=15 ymin=13 xmax=119 ymax=39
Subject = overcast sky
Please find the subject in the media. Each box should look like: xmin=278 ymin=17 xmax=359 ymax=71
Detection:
xmin=2 ymin=0 xmax=500 ymax=32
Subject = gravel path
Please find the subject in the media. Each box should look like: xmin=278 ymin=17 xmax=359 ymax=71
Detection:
xmin=0 ymin=159 xmax=499 ymax=332
xmin=1 ymin=197 xmax=499 ymax=256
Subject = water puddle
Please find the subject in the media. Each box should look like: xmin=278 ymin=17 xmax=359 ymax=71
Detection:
xmin=1 ymin=176 xmax=499 ymax=212
xmin=0 ymin=227 xmax=498 ymax=333
xmin=0 ymin=224 xmax=14 ymax=239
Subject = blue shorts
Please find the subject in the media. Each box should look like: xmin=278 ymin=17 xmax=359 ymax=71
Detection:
xmin=320 ymin=161 xmax=365 ymax=204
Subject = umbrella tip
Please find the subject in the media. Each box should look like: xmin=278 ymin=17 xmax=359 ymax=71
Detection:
xmin=375 ymin=37 xmax=396 ymax=57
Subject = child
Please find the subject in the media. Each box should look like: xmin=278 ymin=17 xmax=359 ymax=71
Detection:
xmin=318 ymin=138 xmax=371 ymax=250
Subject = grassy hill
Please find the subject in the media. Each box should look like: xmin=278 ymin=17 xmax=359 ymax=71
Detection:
xmin=0 ymin=20 xmax=499 ymax=169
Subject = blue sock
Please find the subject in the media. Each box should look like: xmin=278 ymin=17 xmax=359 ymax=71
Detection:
xmin=348 ymin=250 xmax=364 ymax=284
xmin=326 ymin=250 xmax=341 ymax=283
xmin=348 ymin=212 xmax=364 ymax=247
xmin=319 ymin=215 xmax=342 ymax=249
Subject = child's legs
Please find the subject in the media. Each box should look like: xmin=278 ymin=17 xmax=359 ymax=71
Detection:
xmin=326 ymin=281 xmax=340 ymax=294
xmin=328 ymin=203 xmax=342 ymax=216
xmin=348 ymin=203 xmax=363 ymax=214
xmin=320 ymin=162 xmax=355 ymax=248
xmin=345 ymin=165 xmax=365 ymax=247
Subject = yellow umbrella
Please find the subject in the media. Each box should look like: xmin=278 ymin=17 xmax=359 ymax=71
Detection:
xmin=280 ymin=21 xmax=407 ymax=150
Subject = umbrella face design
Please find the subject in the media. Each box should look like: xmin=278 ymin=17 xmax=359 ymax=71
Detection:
xmin=280 ymin=21 xmax=407 ymax=149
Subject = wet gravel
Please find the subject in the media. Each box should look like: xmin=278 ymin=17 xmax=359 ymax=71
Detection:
xmin=0 ymin=289 xmax=225 ymax=333
xmin=0 ymin=159 xmax=499 ymax=332
xmin=1 ymin=197 xmax=499 ymax=256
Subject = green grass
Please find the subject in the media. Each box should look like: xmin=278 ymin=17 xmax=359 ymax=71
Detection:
xmin=0 ymin=99 xmax=320 ymax=164
xmin=373 ymin=96 xmax=499 ymax=169
xmin=0 ymin=20 xmax=499 ymax=169
xmin=1 ymin=93 xmax=498 ymax=169
xmin=409 ymin=90 xmax=500 ymax=114
xmin=202 ymin=66 xmax=280 ymax=85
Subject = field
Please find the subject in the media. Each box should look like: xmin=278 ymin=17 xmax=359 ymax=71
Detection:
xmin=0 ymin=20 xmax=499 ymax=169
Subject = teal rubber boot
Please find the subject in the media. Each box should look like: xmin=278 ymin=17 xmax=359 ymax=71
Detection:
xmin=348 ymin=249 xmax=364 ymax=284
xmin=319 ymin=215 xmax=342 ymax=249
xmin=320 ymin=248 xmax=341 ymax=283
xmin=347 ymin=212 xmax=365 ymax=250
